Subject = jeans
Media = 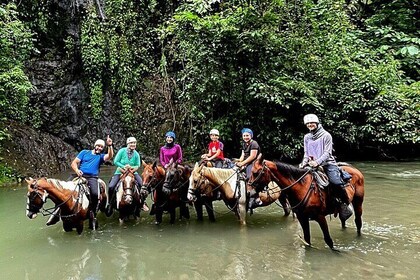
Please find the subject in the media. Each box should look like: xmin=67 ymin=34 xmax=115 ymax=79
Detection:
xmin=323 ymin=164 xmax=344 ymax=187
xmin=69 ymin=174 xmax=99 ymax=213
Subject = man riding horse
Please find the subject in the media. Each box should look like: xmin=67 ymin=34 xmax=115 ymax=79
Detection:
xmin=299 ymin=114 xmax=353 ymax=220
xmin=64 ymin=136 xmax=114 ymax=228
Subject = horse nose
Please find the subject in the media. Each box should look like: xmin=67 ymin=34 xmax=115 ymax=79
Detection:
xmin=187 ymin=192 xmax=193 ymax=201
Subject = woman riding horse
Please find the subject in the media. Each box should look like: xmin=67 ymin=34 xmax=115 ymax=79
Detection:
xmin=107 ymin=137 xmax=148 ymax=217
xmin=156 ymin=161 xmax=191 ymax=224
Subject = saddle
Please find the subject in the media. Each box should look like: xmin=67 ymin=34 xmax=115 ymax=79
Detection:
xmin=311 ymin=165 xmax=352 ymax=187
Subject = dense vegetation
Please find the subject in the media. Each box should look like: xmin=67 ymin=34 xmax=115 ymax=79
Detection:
xmin=0 ymin=0 xmax=418 ymax=181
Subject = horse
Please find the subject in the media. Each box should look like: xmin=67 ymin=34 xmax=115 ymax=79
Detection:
xmin=187 ymin=165 xmax=218 ymax=222
xmin=109 ymin=169 xmax=146 ymax=224
xmin=248 ymin=154 xmax=365 ymax=250
xmin=155 ymin=161 xmax=191 ymax=224
xmin=25 ymin=177 xmax=107 ymax=234
xmin=188 ymin=163 xmax=247 ymax=225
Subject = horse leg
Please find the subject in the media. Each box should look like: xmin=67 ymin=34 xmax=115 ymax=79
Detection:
xmin=297 ymin=214 xmax=311 ymax=247
xmin=352 ymin=197 xmax=363 ymax=235
xmin=63 ymin=221 xmax=73 ymax=232
xmin=205 ymin=199 xmax=216 ymax=222
xmin=155 ymin=207 xmax=163 ymax=225
xmin=316 ymin=215 xmax=336 ymax=250
xmin=76 ymin=222 xmax=84 ymax=235
xmin=169 ymin=207 xmax=176 ymax=224
xmin=194 ymin=200 xmax=204 ymax=221
xmin=279 ymin=193 xmax=291 ymax=217
xmin=181 ymin=203 xmax=190 ymax=220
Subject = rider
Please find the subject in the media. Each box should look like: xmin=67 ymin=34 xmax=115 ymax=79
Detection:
xmin=201 ymin=128 xmax=225 ymax=168
xmin=299 ymin=114 xmax=353 ymax=220
xmin=236 ymin=128 xmax=262 ymax=209
xmin=70 ymin=136 xmax=114 ymax=223
xmin=160 ymin=131 xmax=183 ymax=168
xmin=107 ymin=137 xmax=148 ymax=214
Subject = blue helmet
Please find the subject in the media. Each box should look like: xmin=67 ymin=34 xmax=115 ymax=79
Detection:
xmin=241 ymin=128 xmax=253 ymax=138
xmin=165 ymin=131 xmax=176 ymax=139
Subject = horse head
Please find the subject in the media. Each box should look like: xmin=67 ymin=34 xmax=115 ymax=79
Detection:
xmin=26 ymin=177 xmax=49 ymax=219
xmin=162 ymin=162 xmax=183 ymax=196
xmin=249 ymin=154 xmax=271 ymax=190
xmin=141 ymin=160 xmax=165 ymax=190
xmin=119 ymin=169 xmax=136 ymax=205
xmin=188 ymin=163 xmax=212 ymax=200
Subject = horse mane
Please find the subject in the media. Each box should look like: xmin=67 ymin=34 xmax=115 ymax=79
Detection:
xmin=205 ymin=167 xmax=234 ymax=180
xmin=46 ymin=178 xmax=75 ymax=190
xmin=273 ymin=161 xmax=308 ymax=181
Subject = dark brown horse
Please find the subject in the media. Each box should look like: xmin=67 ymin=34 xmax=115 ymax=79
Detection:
xmin=155 ymin=161 xmax=191 ymax=224
xmin=249 ymin=154 xmax=364 ymax=250
xmin=112 ymin=169 xmax=146 ymax=224
xmin=141 ymin=160 xmax=190 ymax=224
xmin=26 ymin=177 xmax=107 ymax=234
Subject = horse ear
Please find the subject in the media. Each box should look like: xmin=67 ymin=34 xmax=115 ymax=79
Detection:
xmin=142 ymin=160 xmax=147 ymax=167
xmin=152 ymin=161 xmax=157 ymax=169
xmin=194 ymin=162 xmax=199 ymax=168
xmin=25 ymin=177 xmax=32 ymax=184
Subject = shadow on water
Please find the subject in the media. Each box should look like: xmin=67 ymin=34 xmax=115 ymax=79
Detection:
xmin=1 ymin=162 xmax=420 ymax=279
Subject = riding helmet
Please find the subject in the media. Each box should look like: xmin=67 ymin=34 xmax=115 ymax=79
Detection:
xmin=126 ymin=137 xmax=137 ymax=144
xmin=94 ymin=139 xmax=105 ymax=147
xmin=241 ymin=128 xmax=253 ymax=138
xmin=209 ymin=129 xmax=219 ymax=136
xmin=165 ymin=131 xmax=176 ymax=139
xmin=303 ymin=114 xmax=319 ymax=124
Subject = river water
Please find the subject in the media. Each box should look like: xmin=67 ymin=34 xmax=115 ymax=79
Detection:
xmin=0 ymin=161 xmax=419 ymax=279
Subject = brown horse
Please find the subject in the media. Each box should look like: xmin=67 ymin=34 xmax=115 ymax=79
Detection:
xmin=249 ymin=154 xmax=364 ymax=250
xmin=155 ymin=161 xmax=191 ymax=224
xmin=142 ymin=160 xmax=189 ymax=224
xmin=188 ymin=163 xmax=247 ymax=225
xmin=112 ymin=170 xmax=146 ymax=224
xmin=26 ymin=177 xmax=107 ymax=234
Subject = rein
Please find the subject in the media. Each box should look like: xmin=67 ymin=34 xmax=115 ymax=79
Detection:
xmin=250 ymin=162 xmax=316 ymax=211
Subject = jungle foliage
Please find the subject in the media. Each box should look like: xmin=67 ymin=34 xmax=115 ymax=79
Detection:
xmin=1 ymin=0 xmax=419 ymax=167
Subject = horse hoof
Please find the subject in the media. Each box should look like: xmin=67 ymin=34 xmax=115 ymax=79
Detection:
xmin=154 ymin=221 xmax=161 ymax=225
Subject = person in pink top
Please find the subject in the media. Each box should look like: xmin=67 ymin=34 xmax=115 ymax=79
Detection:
xmin=160 ymin=131 xmax=183 ymax=168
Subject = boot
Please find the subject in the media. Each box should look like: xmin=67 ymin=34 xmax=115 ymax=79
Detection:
xmin=46 ymin=208 xmax=61 ymax=226
xmin=339 ymin=203 xmax=353 ymax=221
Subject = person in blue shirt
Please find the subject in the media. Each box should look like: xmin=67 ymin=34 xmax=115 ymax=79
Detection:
xmin=70 ymin=136 xmax=114 ymax=216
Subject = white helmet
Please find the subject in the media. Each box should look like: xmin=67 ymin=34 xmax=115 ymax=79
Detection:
xmin=303 ymin=114 xmax=319 ymax=124
xmin=126 ymin=137 xmax=137 ymax=144
xmin=94 ymin=139 xmax=105 ymax=147
xmin=209 ymin=129 xmax=219 ymax=136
